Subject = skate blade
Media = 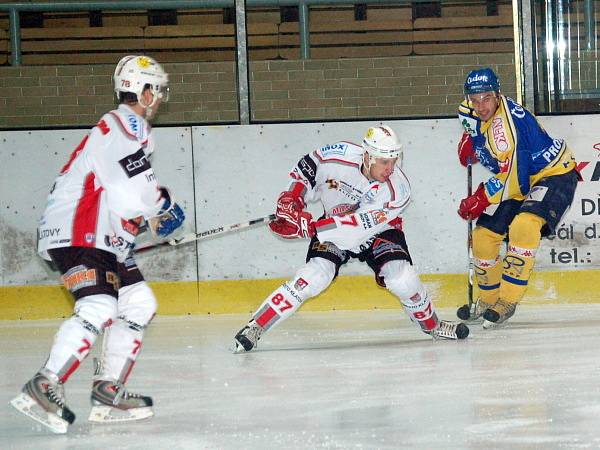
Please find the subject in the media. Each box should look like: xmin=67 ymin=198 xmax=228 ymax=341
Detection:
xmin=88 ymin=405 xmax=153 ymax=423
xmin=482 ymin=319 xmax=509 ymax=330
xmin=9 ymin=393 xmax=69 ymax=434
xmin=231 ymin=340 xmax=248 ymax=354
xmin=431 ymin=335 xmax=458 ymax=341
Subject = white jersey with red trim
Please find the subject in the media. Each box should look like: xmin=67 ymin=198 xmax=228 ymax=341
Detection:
xmin=287 ymin=141 xmax=411 ymax=251
xmin=38 ymin=104 xmax=164 ymax=262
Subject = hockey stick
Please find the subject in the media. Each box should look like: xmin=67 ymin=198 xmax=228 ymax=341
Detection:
xmin=457 ymin=162 xmax=476 ymax=321
xmin=466 ymin=163 xmax=474 ymax=309
xmin=135 ymin=214 xmax=276 ymax=252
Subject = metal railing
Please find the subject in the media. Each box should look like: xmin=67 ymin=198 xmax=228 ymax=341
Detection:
xmin=0 ymin=0 xmax=510 ymax=124
xmin=1 ymin=0 xmax=496 ymax=65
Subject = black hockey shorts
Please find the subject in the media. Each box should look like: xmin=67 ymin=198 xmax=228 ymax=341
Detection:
xmin=305 ymin=228 xmax=413 ymax=283
xmin=477 ymin=169 xmax=578 ymax=238
xmin=48 ymin=247 xmax=144 ymax=301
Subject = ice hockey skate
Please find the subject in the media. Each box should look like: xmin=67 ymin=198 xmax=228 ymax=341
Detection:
xmin=482 ymin=299 xmax=517 ymax=329
xmin=233 ymin=320 xmax=264 ymax=353
xmin=456 ymin=298 xmax=494 ymax=323
xmin=89 ymin=379 xmax=153 ymax=423
xmin=429 ymin=320 xmax=469 ymax=340
xmin=9 ymin=368 xmax=75 ymax=434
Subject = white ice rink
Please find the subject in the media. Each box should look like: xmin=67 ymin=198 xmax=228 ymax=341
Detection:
xmin=2 ymin=305 xmax=600 ymax=449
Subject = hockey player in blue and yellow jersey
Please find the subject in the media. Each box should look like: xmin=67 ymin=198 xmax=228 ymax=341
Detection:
xmin=456 ymin=67 xmax=578 ymax=328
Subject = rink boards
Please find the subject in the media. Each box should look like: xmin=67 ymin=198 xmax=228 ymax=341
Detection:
xmin=2 ymin=117 xmax=600 ymax=319
xmin=2 ymin=269 xmax=600 ymax=320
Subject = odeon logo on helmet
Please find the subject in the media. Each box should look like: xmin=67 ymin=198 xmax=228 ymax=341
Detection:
xmin=464 ymin=68 xmax=500 ymax=94
xmin=467 ymin=74 xmax=489 ymax=84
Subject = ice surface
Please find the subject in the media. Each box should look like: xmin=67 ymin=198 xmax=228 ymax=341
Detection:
xmin=2 ymin=305 xmax=600 ymax=449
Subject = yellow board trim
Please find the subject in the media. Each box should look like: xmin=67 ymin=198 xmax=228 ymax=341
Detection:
xmin=1 ymin=270 xmax=599 ymax=320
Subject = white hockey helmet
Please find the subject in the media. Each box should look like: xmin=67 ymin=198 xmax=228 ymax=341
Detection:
xmin=362 ymin=125 xmax=403 ymax=167
xmin=113 ymin=55 xmax=169 ymax=106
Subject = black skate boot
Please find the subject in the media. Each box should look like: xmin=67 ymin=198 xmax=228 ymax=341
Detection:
xmin=233 ymin=320 xmax=264 ymax=353
xmin=10 ymin=368 xmax=75 ymax=434
xmin=482 ymin=299 xmax=517 ymax=329
xmin=430 ymin=320 xmax=470 ymax=340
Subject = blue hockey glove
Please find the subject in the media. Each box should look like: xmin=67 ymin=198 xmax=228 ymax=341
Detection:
xmin=151 ymin=187 xmax=186 ymax=238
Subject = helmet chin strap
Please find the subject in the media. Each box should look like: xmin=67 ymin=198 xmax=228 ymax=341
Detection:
xmin=363 ymin=151 xmax=402 ymax=181
xmin=362 ymin=152 xmax=376 ymax=180
xmin=144 ymin=105 xmax=156 ymax=120
xmin=139 ymin=92 xmax=158 ymax=119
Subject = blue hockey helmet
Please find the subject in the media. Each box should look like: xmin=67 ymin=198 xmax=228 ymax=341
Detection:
xmin=463 ymin=68 xmax=500 ymax=95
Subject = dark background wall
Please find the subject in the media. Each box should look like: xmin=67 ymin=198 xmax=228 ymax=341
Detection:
xmin=0 ymin=53 xmax=516 ymax=128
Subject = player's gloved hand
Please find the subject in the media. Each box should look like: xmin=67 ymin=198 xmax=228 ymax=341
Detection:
xmin=457 ymin=132 xmax=478 ymax=167
xmin=268 ymin=212 xmax=315 ymax=239
xmin=275 ymin=190 xmax=306 ymax=223
xmin=121 ymin=216 xmax=147 ymax=237
xmin=153 ymin=187 xmax=186 ymax=238
xmin=458 ymin=183 xmax=490 ymax=220
xmin=156 ymin=204 xmax=185 ymax=237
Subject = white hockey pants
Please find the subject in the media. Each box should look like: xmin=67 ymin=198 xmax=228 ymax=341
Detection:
xmin=379 ymin=260 xmax=439 ymax=332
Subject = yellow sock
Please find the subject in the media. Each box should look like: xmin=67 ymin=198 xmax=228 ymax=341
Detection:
xmin=472 ymin=226 xmax=505 ymax=305
xmin=500 ymin=213 xmax=545 ymax=304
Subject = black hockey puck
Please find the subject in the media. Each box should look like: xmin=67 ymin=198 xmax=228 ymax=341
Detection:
xmin=456 ymin=323 xmax=469 ymax=339
xmin=456 ymin=304 xmax=471 ymax=320
xmin=483 ymin=309 xmax=500 ymax=323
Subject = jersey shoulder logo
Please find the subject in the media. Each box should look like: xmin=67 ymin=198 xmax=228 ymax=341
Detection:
xmin=295 ymin=154 xmax=318 ymax=188
xmin=127 ymin=114 xmax=140 ymax=134
xmin=461 ymin=116 xmax=479 ymax=137
xmin=97 ymin=119 xmax=110 ymax=135
xmin=319 ymin=143 xmax=348 ymax=157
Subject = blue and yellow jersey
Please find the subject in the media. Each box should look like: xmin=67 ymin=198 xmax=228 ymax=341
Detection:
xmin=458 ymin=95 xmax=577 ymax=203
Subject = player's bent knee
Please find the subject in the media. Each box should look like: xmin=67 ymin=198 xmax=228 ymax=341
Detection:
xmin=74 ymin=294 xmax=118 ymax=333
xmin=509 ymin=213 xmax=544 ymax=248
xmin=380 ymin=260 xmax=424 ymax=300
xmin=117 ymin=281 xmax=157 ymax=327
xmin=472 ymin=226 xmax=505 ymax=258
xmin=293 ymin=258 xmax=336 ymax=299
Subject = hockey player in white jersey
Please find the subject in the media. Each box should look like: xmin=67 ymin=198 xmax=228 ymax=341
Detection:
xmin=10 ymin=55 xmax=185 ymax=433
xmin=233 ymin=125 xmax=469 ymax=352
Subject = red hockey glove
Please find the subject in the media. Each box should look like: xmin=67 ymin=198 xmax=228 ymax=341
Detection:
xmin=458 ymin=183 xmax=490 ymax=220
xmin=457 ymin=132 xmax=478 ymax=167
xmin=121 ymin=216 xmax=146 ymax=237
xmin=275 ymin=190 xmax=306 ymax=223
xmin=268 ymin=212 xmax=315 ymax=239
